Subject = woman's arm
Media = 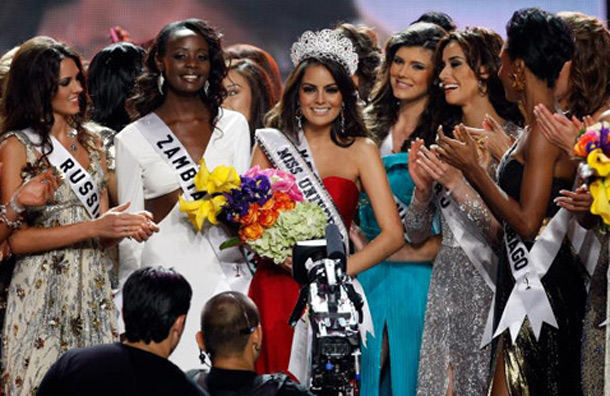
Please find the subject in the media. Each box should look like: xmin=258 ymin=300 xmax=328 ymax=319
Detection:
xmin=250 ymin=143 xmax=273 ymax=169
xmin=347 ymin=139 xmax=404 ymax=275
xmin=437 ymin=125 xmax=562 ymax=240
xmin=2 ymin=137 xmax=153 ymax=254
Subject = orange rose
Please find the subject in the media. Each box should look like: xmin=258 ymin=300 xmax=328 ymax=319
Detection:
xmin=574 ymin=131 xmax=599 ymax=157
xmin=261 ymin=197 xmax=276 ymax=211
xmin=238 ymin=204 xmax=260 ymax=225
xmin=259 ymin=209 xmax=280 ymax=228
xmin=239 ymin=223 xmax=264 ymax=241
xmin=273 ymin=192 xmax=296 ymax=211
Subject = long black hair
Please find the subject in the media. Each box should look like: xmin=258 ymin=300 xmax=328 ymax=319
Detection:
xmin=128 ymin=19 xmax=227 ymax=126
xmin=265 ymin=57 xmax=367 ymax=147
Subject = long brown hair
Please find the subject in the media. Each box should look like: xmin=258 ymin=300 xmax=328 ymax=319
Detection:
xmin=1 ymin=36 xmax=96 ymax=157
xmin=559 ymin=12 xmax=610 ymax=119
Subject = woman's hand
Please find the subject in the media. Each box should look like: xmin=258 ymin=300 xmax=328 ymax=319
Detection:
xmin=416 ymin=145 xmax=463 ymax=191
xmin=13 ymin=169 xmax=60 ymax=209
xmin=349 ymin=223 xmax=369 ymax=252
xmin=533 ymin=103 xmax=580 ymax=155
xmin=466 ymin=114 xmax=513 ymax=161
xmin=92 ymin=202 xmax=158 ymax=240
xmin=130 ymin=211 xmax=159 ymax=242
xmin=433 ymin=124 xmax=480 ymax=174
xmin=408 ymin=138 xmax=434 ymax=201
xmin=279 ymin=256 xmax=292 ymax=273
xmin=554 ymin=185 xmax=593 ymax=213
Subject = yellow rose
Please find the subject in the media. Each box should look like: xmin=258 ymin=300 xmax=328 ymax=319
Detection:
xmin=587 ymin=149 xmax=610 ymax=177
xmin=590 ymin=178 xmax=610 ymax=225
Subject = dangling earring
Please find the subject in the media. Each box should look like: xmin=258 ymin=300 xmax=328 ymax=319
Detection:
xmin=204 ymin=81 xmax=210 ymax=96
xmin=157 ymin=73 xmax=165 ymax=95
xmin=340 ymin=103 xmax=346 ymax=136
xmin=296 ymin=105 xmax=303 ymax=131
xmin=510 ymin=68 xmax=525 ymax=92
xmin=477 ymin=79 xmax=488 ymax=96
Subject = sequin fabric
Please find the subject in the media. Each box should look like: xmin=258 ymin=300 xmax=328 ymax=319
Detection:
xmin=405 ymin=180 xmax=498 ymax=396
xmin=581 ymin=232 xmax=608 ymax=396
xmin=1 ymin=131 xmax=117 ymax=396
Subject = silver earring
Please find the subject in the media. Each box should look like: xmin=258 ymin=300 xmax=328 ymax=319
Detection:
xmin=157 ymin=73 xmax=165 ymax=95
xmin=296 ymin=106 xmax=303 ymax=131
xmin=204 ymin=81 xmax=210 ymax=96
xmin=340 ymin=103 xmax=345 ymax=135
xmin=477 ymin=79 xmax=488 ymax=96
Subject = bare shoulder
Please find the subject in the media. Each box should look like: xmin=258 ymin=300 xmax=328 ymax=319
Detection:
xmin=348 ymin=136 xmax=380 ymax=161
xmin=0 ymin=135 xmax=25 ymax=159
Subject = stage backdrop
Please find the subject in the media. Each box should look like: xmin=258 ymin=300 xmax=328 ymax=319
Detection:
xmin=0 ymin=0 xmax=605 ymax=76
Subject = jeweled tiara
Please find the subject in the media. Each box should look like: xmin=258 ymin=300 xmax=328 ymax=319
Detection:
xmin=290 ymin=29 xmax=359 ymax=76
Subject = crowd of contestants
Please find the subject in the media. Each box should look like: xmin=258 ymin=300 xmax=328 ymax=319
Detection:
xmin=0 ymin=5 xmax=607 ymax=396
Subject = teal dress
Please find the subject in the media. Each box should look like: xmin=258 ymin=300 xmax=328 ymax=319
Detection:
xmin=357 ymin=152 xmax=434 ymax=396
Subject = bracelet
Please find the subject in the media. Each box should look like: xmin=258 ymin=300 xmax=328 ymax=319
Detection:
xmin=0 ymin=204 xmax=23 ymax=230
xmin=9 ymin=194 xmax=25 ymax=214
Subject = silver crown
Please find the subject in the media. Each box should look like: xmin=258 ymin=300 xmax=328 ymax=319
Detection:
xmin=290 ymin=29 xmax=359 ymax=76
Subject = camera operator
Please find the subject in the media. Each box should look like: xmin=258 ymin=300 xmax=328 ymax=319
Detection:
xmin=190 ymin=291 xmax=313 ymax=396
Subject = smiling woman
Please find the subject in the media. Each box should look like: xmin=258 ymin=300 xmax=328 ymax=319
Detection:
xmin=116 ymin=19 xmax=252 ymax=370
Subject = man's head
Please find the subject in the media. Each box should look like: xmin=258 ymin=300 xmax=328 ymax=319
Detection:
xmin=123 ymin=267 xmax=192 ymax=349
xmin=197 ymin=292 xmax=262 ymax=366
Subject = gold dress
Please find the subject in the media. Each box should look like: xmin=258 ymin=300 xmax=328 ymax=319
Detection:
xmin=1 ymin=131 xmax=117 ymax=396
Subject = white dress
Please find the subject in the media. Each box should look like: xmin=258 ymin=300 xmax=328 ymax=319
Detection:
xmin=115 ymin=109 xmax=252 ymax=370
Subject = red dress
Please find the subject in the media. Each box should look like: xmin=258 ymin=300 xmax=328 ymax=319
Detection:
xmin=249 ymin=177 xmax=359 ymax=377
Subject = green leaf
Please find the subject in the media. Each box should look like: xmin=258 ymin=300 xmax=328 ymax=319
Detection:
xmin=219 ymin=237 xmax=241 ymax=250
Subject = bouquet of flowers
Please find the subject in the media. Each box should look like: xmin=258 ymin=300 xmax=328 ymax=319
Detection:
xmin=179 ymin=163 xmax=327 ymax=263
xmin=573 ymin=122 xmax=610 ymax=225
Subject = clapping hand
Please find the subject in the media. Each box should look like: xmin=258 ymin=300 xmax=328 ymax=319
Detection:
xmin=465 ymin=114 xmax=513 ymax=161
xmin=408 ymin=138 xmax=434 ymax=201
xmin=433 ymin=124 xmax=480 ymax=174
xmin=533 ymin=103 xmax=594 ymax=155
xmin=416 ymin=144 xmax=462 ymax=191
xmin=14 ymin=169 xmax=61 ymax=209
xmin=94 ymin=202 xmax=159 ymax=241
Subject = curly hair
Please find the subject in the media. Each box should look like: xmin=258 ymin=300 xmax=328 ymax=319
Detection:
xmin=128 ymin=19 xmax=227 ymax=126
xmin=226 ymin=58 xmax=277 ymax=146
xmin=365 ymin=22 xmax=447 ymax=147
xmin=334 ymin=23 xmax=382 ymax=104
xmin=265 ymin=57 xmax=367 ymax=147
xmin=505 ymin=8 xmax=574 ymax=89
xmin=433 ymin=27 xmax=524 ymax=130
xmin=558 ymin=12 xmax=610 ymax=119
xmin=1 ymin=36 xmax=97 ymax=158
xmin=88 ymin=42 xmax=145 ymax=132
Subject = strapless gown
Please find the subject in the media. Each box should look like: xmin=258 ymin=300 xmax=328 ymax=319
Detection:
xmin=249 ymin=176 xmax=359 ymax=377
xmin=358 ymin=153 xmax=433 ymax=396
xmin=492 ymin=157 xmax=587 ymax=396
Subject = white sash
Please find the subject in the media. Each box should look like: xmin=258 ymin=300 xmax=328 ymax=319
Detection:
xmin=432 ymin=183 xmax=499 ymax=347
xmin=22 ymin=128 xmax=101 ymax=218
xmin=256 ymin=128 xmax=349 ymax=251
xmin=140 ymin=113 xmax=204 ymax=202
xmin=494 ymin=209 xmax=590 ymax=342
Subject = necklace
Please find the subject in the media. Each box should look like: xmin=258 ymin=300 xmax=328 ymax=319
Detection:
xmin=67 ymin=129 xmax=78 ymax=152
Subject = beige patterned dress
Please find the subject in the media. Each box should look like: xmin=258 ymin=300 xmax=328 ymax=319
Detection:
xmin=1 ymin=131 xmax=117 ymax=396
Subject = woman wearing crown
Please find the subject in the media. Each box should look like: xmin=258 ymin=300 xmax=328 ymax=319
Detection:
xmin=248 ymin=29 xmax=403 ymax=377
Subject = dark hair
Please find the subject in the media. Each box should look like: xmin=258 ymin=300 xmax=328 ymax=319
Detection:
xmin=412 ymin=11 xmax=457 ymax=33
xmin=365 ymin=22 xmax=447 ymax=147
xmin=225 ymin=44 xmax=283 ymax=101
xmin=265 ymin=57 xmax=367 ymax=147
xmin=434 ymin=28 xmax=524 ymax=131
xmin=226 ymin=58 xmax=277 ymax=146
xmin=123 ymin=267 xmax=192 ymax=344
xmin=128 ymin=19 xmax=227 ymax=125
xmin=505 ymin=8 xmax=574 ymax=89
xmin=1 ymin=36 xmax=95 ymax=156
xmin=334 ymin=23 xmax=382 ymax=103
xmin=202 ymin=291 xmax=260 ymax=359
xmin=87 ymin=42 xmax=145 ymax=132
xmin=559 ymin=12 xmax=610 ymax=119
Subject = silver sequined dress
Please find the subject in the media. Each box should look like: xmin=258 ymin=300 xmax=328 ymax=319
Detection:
xmin=1 ymin=131 xmax=117 ymax=396
xmin=405 ymin=181 xmax=499 ymax=396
